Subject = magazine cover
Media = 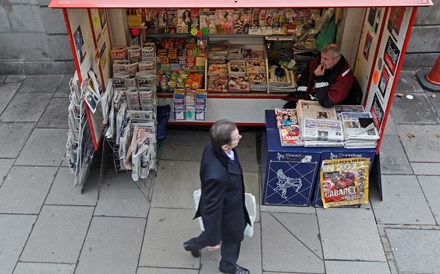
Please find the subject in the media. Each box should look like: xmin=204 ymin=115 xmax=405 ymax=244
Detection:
xmin=279 ymin=125 xmax=304 ymax=146
xmin=320 ymin=157 xmax=370 ymax=208
xmin=274 ymin=108 xmax=298 ymax=128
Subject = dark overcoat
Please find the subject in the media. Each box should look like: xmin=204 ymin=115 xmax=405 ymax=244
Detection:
xmin=194 ymin=143 xmax=251 ymax=245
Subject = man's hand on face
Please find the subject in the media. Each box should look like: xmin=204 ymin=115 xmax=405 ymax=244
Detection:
xmin=314 ymin=64 xmax=325 ymax=76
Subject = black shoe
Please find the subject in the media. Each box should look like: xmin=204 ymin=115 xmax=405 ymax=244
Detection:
xmin=183 ymin=242 xmax=200 ymax=258
xmin=219 ymin=264 xmax=250 ymax=274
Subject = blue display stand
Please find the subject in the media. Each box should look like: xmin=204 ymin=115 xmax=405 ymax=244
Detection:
xmin=261 ymin=129 xmax=321 ymax=206
xmin=311 ymin=148 xmax=376 ymax=207
xmin=262 ymin=109 xmax=378 ymax=207
xmin=265 ymin=109 xmax=278 ymax=129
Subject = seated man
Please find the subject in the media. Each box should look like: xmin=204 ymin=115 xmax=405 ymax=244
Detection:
xmin=284 ymin=43 xmax=354 ymax=108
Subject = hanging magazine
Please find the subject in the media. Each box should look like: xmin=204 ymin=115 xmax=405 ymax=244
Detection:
xmin=320 ymin=157 xmax=370 ymax=208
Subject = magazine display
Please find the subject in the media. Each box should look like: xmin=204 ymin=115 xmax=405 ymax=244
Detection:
xmin=320 ymin=157 xmax=370 ymax=208
xmin=296 ymin=100 xmax=338 ymax=123
xmin=279 ymin=125 xmax=304 ymax=146
xmin=301 ymin=118 xmax=344 ymax=143
xmin=274 ymin=108 xmax=297 ymax=128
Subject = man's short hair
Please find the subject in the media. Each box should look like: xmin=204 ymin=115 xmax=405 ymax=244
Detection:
xmin=322 ymin=43 xmax=341 ymax=60
xmin=209 ymin=119 xmax=237 ymax=148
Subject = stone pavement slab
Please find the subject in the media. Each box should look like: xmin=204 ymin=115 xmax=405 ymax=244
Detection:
xmin=261 ymin=211 xmax=324 ymax=273
xmin=15 ymin=128 xmax=67 ymax=166
xmin=240 ymin=222 xmax=262 ymax=274
xmin=0 ymin=166 xmax=57 ymax=214
xmin=13 ymin=262 xmax=75 ymax=274
xmin=152 ymin=160 xmax=200 ymax=209
xmin=0 ymin=92 xmax=52 ymax=122
xmin=139 ymin=208 xmax=199 ymax=269
xmin=137 ymin=268 xmax=198 ymax=274
xmin=383 ymin=115 xmax=398 ymax=136
xmin=371 ymin=175 xmax=436 ymax=225
xmin=0 ymin=75 xmax=6 ymax=83
xmin=0 ymin=122 xmax=35 ymax=158
xmin=397 ymin=125 xmax=440 ymax=162
xmin=391 ymin=93 xmax=439 ymax=124
xmin=20 ymin=205 xmax=94 ymax=263
xmin=325 ymin=261 xmax=390 ymax=274
xmin=75 ymin=216 xmax=146 ymax=274
xmin=17 ymin=75 xmax=63 ymax=93
xmin=386 ymin=228 xmax=440 ymax=273
xmin=0 ymin=158 xmax=14 ymax=187
xmin=394 ymin=70 xmax=425 ymax=94
xmin=237 ymin=135 xmax=260 ymax=173
xmin=0 ymin=215 xmax=36 ymax=274
xmin=411 ymin=163 xmax=440 ymax=175
xmin=53 ymin=74 xmax=72 ymax=98
xmin=317 ymin=208 xmax=386 ymax=261
xmin=418 ymin=175 xmax=440 ymax=224
xmin=45 ymin=167 xmax=98 ymax=206
xmin=0 ymin=82 xmax=20 ymax=115
xmin=94 ymin=186 xmax=150 ymax=218
xmin=37 ymin=97 xmax=69 ymax=128
xmin=4 ymin=75 xmax=25 ymax=83
xmin=379 ymin=135 xmax=413 ymax=175
xmin=160 ymin=128 xmax=208 ymax=161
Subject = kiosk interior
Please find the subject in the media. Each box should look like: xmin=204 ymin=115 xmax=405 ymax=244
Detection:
xmin=49 ymin=0 xmax=433 ymax=201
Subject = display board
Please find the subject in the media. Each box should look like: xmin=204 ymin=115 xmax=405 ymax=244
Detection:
xmin=356 ymin=7 xmax=415 ymax=136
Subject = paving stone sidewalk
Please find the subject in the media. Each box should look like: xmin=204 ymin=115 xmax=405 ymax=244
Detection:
xmin=0 ymin=71 xmax=439 ymax=274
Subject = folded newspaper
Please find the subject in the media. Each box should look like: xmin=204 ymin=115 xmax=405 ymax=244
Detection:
xmin=301 ymin=118 xmax=344 ymax=142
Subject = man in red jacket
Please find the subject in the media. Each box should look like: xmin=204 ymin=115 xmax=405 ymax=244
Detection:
xmin=284 ymin=43 xmax=354 ymax=108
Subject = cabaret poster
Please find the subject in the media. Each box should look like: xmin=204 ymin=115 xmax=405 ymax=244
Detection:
xmin=320 ymin=157 xmax=370 ymax=208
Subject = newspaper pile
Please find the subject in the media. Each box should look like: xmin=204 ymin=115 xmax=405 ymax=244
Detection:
xmin=296 ymin=100 xmax=343 ymax=147
xmin=339 ymin=112 xmax=379 ymax=149
xmin=300 ymin=118 xmax=344 ymax=147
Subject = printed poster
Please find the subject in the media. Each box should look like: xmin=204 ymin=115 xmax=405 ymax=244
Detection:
xmin=383 ymin=36 xmax=400 ymax=74
xmin=388 ymin=7 xmax=405 ymax=40
xmin=370 ymin=94 xmax=384 ymax=130
xmin=73 ymin=26 xmax=86 ymax=65
xmin=320 ymin=157 xmax=370 ymax=208
xmin=378 ymin=68 xmax=390 ymax=97
xmin=363 ymin=32 xmax=373 ymax=61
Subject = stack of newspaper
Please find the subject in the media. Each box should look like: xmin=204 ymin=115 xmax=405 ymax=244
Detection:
xmin=300 ymin=118 xmax=344 ymax=147
xmin=296 ymin=100 xmax=343 ymax=147
xmin=340 ymin=111 xmax=379 ymax=149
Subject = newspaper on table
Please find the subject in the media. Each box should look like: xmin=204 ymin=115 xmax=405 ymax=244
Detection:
xmin=301 ymin=118 xmax=344 ymax=142
xmin=340 ymin=112 xmax=379 ymax=139
xmin=320 ymin=157 xmax=370 ymax=208
xmin=335 ymin=104 xmax=365 ymax=115
xmin=296 ymin=100 xmax=337 ymax=123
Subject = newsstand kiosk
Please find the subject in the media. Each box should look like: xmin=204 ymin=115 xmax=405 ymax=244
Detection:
xmin=49 ymin=0 xmax=433 ymax=198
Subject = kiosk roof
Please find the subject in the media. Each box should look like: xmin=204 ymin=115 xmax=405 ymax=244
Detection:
xmin=49 ymin=0 xmax=433 ymax=8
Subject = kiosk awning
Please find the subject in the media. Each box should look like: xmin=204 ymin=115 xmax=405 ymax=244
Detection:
xmin=49 ymin=0 xmax=433 ymax=8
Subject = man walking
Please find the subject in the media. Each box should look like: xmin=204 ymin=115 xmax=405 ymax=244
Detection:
xmin=184 ymin=119 xmax=251 ymax=274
